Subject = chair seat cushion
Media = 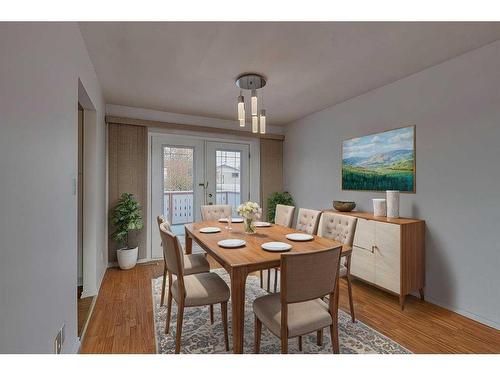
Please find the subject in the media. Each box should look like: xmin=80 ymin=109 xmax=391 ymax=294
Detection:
xmin=172 ymin=272 xmax=230 ymax=307
xmin=253 ymin=293 xmax=332 ymax=338
xmin=183 ymin=254 xmax=210 ymax=275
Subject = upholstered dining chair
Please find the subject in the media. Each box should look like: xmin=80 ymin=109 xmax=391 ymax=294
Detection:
xmin=156 ymin=216 xmax=210 ymax=308
xmin=317 ymin=212 xmax=358 ymax=322
xmin=295 ymin=208 xmax=322 ymax=235
xmin=261 ymin=204 xmax=296 ymax=292
xmin=253 ymin=247 xmax=343 ymax=354
xmin=274 ymin=204 xmax=295 ymax=227
xmin=159 ymin=223 xmax=230 ymax=353
xmin=200 ymin=204 xmax=232 ymax=221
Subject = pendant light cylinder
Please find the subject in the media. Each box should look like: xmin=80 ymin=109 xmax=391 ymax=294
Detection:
xmin=259 ymin=109 xmax=266 ymax=134
xmin=252 ymin=115 xmax=258 ymax=133
xmin=237 ymin=95 xmax=245 ymax=121
xmin=239 ymin=117 xmax=245 ymax=127
xmin=251 ymin=89 xmax=258 ymax=116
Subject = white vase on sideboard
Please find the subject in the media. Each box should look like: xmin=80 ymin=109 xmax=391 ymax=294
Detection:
xmin=372 ymin=198 xmax=387 ymax=217
xmin=386 ymin=190 xmax=400 ymax=218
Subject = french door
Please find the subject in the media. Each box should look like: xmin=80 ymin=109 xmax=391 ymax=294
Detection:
xmin=205 ymin=141 xmax=250 ymax=216
xmin=151 ymin=135 xmax=250 ymax=259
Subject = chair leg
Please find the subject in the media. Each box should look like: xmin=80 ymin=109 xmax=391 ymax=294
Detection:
xmin=221 ymin=302 xmax=229 ymax=351
xmin=346 ymin=255 xmax=355 ymax=322
xmin=165 ymin=286 xmax=173 ymax=334
xmin=298 ymin=336 xmax=302 ymax=351
xmin=254 ymin=315 xmax=262 ymax=354
xmin=330 ymin=324 xmax=339 ymax=354
xmin=347 ymin=277 xmax=355 ymax=323
xmin=281 ymin=334 xmax=288 ymax=354
xmin=175 ymin=302 xmax=185 ymax=354
xmin=209 ymin=304 xmax=214 ymax=325
xmin=266 ymin=269 xmax=271 ymax=292
xmin=316 ymin=329 xmax=323 ymax=346
xmin=260 ymin=270 xmax=263 ymax=288
xmin=160 ymin=270 xmax=167 ymax=306
xmin=274 ymin=268 xmax=278 ymax=293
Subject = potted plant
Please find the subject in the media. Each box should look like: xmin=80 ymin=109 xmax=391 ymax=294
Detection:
xmin=266 ymin=191 xmax=294 ymax=223
xmin=110 ymin=193 xmax=144 ymax=270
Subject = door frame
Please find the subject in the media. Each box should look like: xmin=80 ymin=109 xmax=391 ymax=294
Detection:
xmin=147 ymin=129 xmax=261 ymax=260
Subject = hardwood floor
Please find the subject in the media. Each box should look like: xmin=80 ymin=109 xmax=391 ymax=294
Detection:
xmin=80 ymin=258 xmax=500 ymax=354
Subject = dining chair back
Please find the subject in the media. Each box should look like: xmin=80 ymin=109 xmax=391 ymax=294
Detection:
xmin=295 ymin=208 xmax=322 ymax=235
xmin=159 ymin=223 xmax=185 ymax=277
xmin=274 ymin=204 xmax=295 ymax=227
xmin=201 ymin=204 xmax=232 ymax=221
xmin=317 ymin=212 xmax=357 ymax=246
xmin=281 ymin=247 xmax=341 ymax=304
xmin=156 ymin=215 xmax=171 ymax=231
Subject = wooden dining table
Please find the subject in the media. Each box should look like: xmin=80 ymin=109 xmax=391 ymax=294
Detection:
xmin=184 ymin=220 xmax=352 ymax=354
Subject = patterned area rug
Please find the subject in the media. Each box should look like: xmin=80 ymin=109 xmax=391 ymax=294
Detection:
xmin=152 ymin=269 xmax=410 ymax=354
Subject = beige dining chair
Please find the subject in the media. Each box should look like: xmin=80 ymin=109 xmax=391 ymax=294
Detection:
xmin=159 ymin=223 xmax=231 ymax=353
xmin=274 ymin=204 xmax=295 ymax=227
xmin=261 ymin=204 xmax=296 ymax=292
xmin=295 ymin=208 xmax=322 ymax=235
xmin=200 ymin=204 xmax=232 ymax=221
xmin=253 ymin=247 xmax=342 ymax=354
xmin=156 ymin=216 xmax=210 ymax=313
xmin=317 ymin=212 xmax=358 ymax=322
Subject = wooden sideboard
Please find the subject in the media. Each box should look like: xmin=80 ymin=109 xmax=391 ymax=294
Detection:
xmin=323 ymin=210 xmax=425 ymax=309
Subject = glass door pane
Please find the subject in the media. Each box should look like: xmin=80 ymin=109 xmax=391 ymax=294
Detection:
xmin=206 ymin=141 xmax=250 ymax=216
xmin=215 ymin=150 xmax=242 ymax=213
xmin=162 ymin=146 xmax=194 ymax=235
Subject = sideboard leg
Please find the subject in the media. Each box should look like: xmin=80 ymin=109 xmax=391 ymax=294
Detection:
xmin=418 ymin=288 xmax=425 ymax=301
xmin=399 ymin=295 xmax=406 ymax=311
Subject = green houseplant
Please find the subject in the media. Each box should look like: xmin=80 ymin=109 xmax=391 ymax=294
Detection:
xmin=267 ymin=191 xmax=294 ymax=223
xmin=110 ymin=193 xmax=144 ymax=269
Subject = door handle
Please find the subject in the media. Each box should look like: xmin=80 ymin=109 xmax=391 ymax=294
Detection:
xmin=208 ymin=193 xmax=213 ymax=198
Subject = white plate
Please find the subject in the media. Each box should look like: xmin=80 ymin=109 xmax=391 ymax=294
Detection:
xmin=199 ymin=227 xmax=221 ymax=234
xmin=286 ymin=233 xmax=314 ymax=241
xmin=254 ymin=221 xmax=272 ymax=227
xmin=261 ymin=242 xmax=292 ymax=252
xmin=217 ymin=239 xmax=246 ymax=248
xmin=218 ymin=217 xmax=244 ymax=223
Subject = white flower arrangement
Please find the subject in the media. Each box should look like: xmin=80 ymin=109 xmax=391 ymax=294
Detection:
xmin=237 ymin=201 xmax=262 ymax=220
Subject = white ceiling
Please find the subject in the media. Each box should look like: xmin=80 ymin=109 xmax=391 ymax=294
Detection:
xmin=79 ymin=22 xmax=500 ymax=126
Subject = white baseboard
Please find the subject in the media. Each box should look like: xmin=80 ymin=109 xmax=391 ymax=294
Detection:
xmin=425 ymin=297 xmax=500 ymax=330
xmin=107 ymin=257 xmax=160 ymax=268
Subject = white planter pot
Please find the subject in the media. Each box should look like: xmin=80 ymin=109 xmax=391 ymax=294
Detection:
xmin=117 ymin=247 xmax=138 ymax=270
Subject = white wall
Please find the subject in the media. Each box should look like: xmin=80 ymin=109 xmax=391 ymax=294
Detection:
xmin=0 ymin=23 xmax=107 ymax=353
xmin=283 ymin=41 xmax=500 ymax=329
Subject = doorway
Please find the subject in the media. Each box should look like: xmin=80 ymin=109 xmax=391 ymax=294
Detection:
xmin=150 ymin=134 xmax=251 ymax=259
xmin=76 ymin=103 xmax=94 ymax=339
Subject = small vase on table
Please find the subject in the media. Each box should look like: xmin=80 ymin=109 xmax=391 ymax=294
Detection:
xmin=237 ymin=201 xmax=262 ymax=235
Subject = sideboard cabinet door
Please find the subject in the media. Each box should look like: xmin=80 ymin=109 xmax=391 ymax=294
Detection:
xmin=351 ymin=218 xmax=376 ymax=283
xmin=374 ymin=222 xmax=401 ymax=293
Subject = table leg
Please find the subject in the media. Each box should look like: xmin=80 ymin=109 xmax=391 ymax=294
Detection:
xmin=184 ymin=227 xmax=192 ymax=254
xmin=230 ymin=266 xmax=248 ymax=353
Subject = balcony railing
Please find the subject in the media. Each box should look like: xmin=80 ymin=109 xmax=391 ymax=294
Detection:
xmin=163 ymin=190 xmax=241 ymax=225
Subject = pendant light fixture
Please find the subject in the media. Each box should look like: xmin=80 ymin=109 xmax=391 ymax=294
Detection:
xmin=237 ymin=94 xmax=245 ymax=122
xmin=259 ymin=109 xmax=266 ymax=134
xmin=252 ymin=115 xmax=259 ymax=133
xmin=235 ymin=73 xmax=267 ymax=134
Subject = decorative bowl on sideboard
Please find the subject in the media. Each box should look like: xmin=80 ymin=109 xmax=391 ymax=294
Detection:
xmin=333 ymin=201 xmax=356 ymax=212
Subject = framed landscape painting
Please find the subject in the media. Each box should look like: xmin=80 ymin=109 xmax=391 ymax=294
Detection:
xmin=342 ymin=125 xmax=415 ymax=192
